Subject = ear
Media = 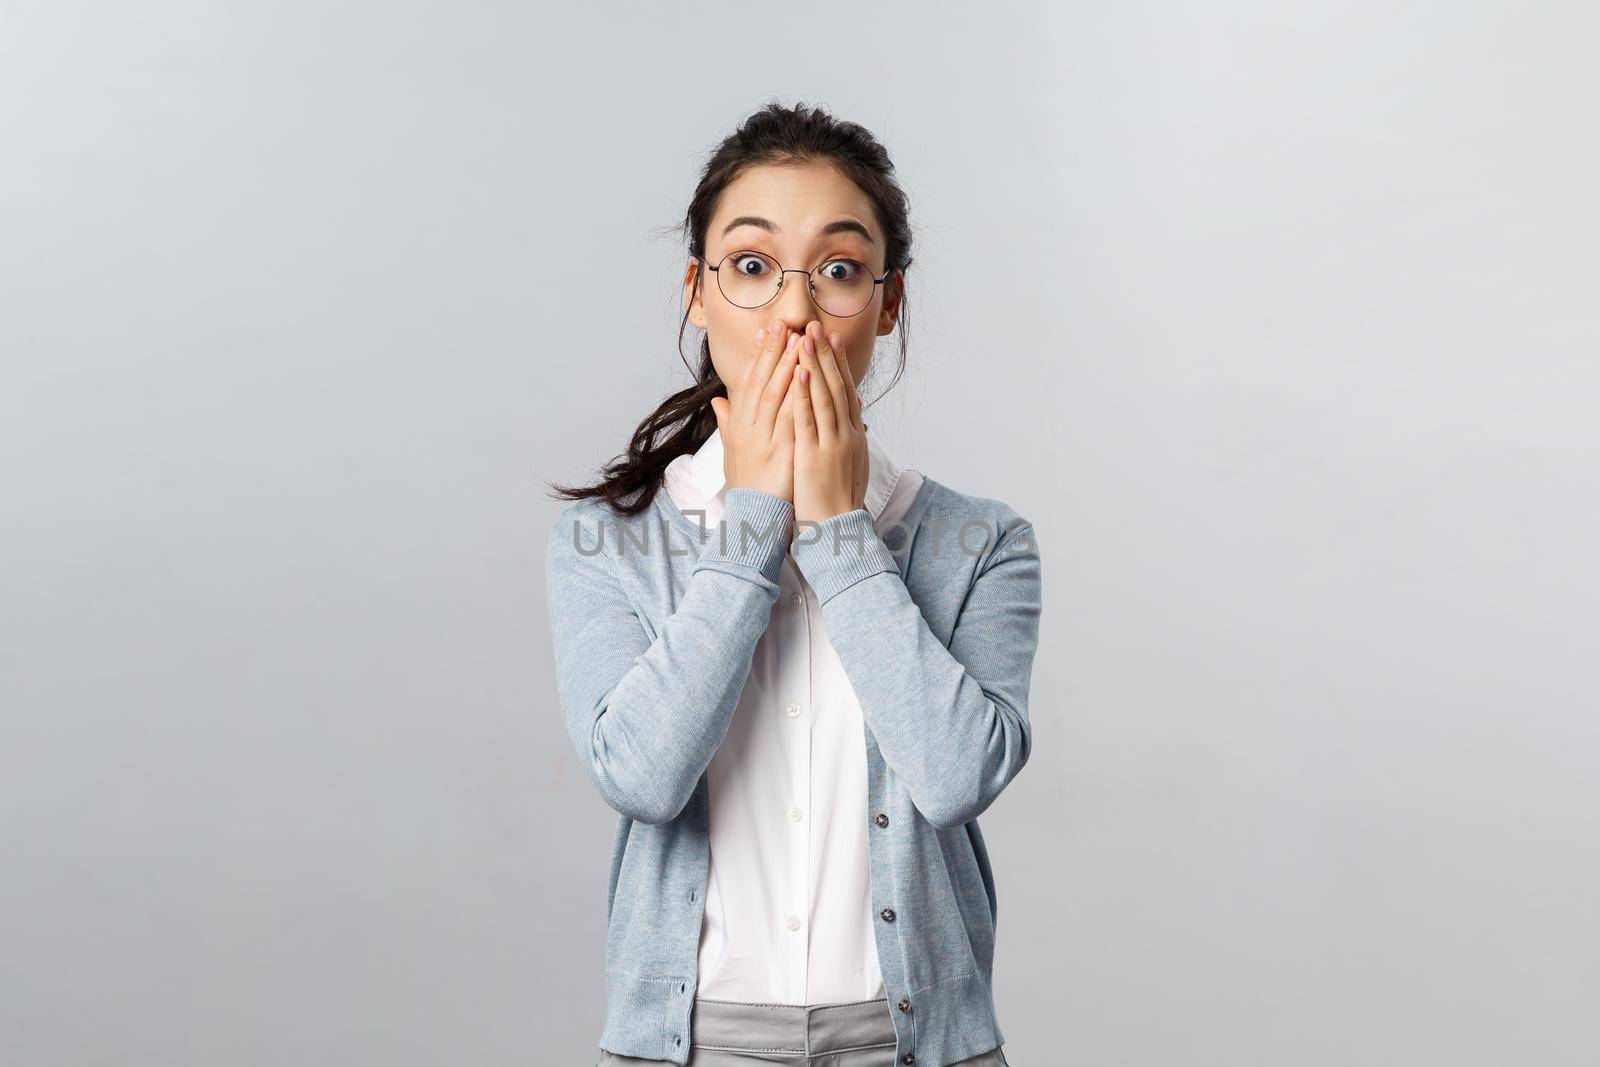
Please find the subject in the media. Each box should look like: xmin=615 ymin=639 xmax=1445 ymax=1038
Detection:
xmin=876 ymin=269 xmax=904 ymax=337
xmin=684 ymin=257 xmax=708 ymax=329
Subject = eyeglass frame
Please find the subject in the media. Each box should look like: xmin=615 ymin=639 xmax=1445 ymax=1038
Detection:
xmin=699 ymin=249 xmax=893 ymax=318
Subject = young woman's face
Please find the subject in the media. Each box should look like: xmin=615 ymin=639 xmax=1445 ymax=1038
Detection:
xmin=684 ymin=160 xmax=901 ymax=397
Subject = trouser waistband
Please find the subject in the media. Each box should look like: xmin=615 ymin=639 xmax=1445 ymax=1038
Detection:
xmin=689 ymin=996 xmax=896 ymax=1055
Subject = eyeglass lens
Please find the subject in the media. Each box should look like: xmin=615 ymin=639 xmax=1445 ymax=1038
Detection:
xmin=715 ymin=251 xmax=877 ymax=317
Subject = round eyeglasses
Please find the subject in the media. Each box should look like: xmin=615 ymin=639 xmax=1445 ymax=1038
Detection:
xmin=702 ymin=250 xmax=892 ymax=318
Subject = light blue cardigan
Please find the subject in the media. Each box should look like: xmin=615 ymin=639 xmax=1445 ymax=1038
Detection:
xmin=545 ymin=474 xmax=1043 ymax=1067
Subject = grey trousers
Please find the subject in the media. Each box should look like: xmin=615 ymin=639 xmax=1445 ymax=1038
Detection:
xmin=595 ymin=996 xmax=1010 ymax=1067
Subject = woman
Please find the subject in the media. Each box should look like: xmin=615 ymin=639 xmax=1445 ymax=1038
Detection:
xmin=545 ymin=101 xmax=1041 ymax=1067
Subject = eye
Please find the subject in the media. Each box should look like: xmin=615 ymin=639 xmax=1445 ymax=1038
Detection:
xmin=817 ymin=259 xmax=864 ymax=283
xmin=730 ymin=253 xmax=772 ymax=277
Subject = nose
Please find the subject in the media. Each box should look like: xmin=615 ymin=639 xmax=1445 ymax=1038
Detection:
xmin=771 ymin=271 xmax=823 ymax=333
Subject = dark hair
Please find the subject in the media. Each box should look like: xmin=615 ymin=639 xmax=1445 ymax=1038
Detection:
xmin=546 ymin=100 xmax=915 ymax=516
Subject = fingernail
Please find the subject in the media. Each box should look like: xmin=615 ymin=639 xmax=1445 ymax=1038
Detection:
xmin=755 ymin=327 xmax=766 ymax=343
xmin=802 ymin=335 xmax=815 ymax=355
xmin=830 ymin=333 xmax=841 ymax=348
xmin=784 ymin=334 xmax=798 ymax=352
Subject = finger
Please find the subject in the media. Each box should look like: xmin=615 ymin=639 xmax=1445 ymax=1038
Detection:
xmin=793 ymin=365 xmax=817 ymax=442
xmin=755 ymin=335 xmax=800 ymax=435
xmin=806 ymin=323 xmax=851 ymax=436
xmin=827 ymin=330 xmax=864 ymax=432
xmin=742 ymin=320 xmax=790 ymax=423
xmin=739 ymin=319 xmax=790 ymax=423
xmin=798 ymin=331 xmax=837 ymax=440
xmin=774 ymin=367 xmax=796 ymax=439
xmin=854 ymin=428 xmax=869 ymax=506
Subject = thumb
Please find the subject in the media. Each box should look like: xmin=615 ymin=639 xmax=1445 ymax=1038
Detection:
xmin=709 ymin=396 xmax=728 ymax=431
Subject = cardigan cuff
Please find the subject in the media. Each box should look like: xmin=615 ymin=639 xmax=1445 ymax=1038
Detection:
xmin=790 ymin=507 xmax=899 ymax=604
xmin=695 ymin=488 xmax=794 ymax=586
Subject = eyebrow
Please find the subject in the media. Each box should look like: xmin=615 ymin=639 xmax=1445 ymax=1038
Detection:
xmin=719 ymin=215 xmax=877 ymax=244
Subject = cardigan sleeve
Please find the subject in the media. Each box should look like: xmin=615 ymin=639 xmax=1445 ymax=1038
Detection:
xmin=545 ymin=488 xmax=793 ymax=825
xmin=789 ymin=507 xmax=1042 ymax=830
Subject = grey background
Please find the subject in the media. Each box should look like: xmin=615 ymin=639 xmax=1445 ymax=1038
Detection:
xmin=2 ymin=2 xmax=1596 ymax=1065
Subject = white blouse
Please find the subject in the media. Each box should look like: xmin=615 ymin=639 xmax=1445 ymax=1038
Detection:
xmin=661 ymin=427 xmax=925 ymax=1006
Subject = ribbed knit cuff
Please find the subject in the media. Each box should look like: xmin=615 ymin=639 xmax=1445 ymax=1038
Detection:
xmin=790 ymin=507 xmax=899 ymax=604
xmin=695 ymin=488 xmax=794 ymax=586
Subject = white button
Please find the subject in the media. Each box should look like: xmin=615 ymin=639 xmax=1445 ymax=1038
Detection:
xmin=789 ymin=592 xmax=804 ymax=607
xmin=785 ymin=914 xmax=801 ymax=931
xmin=786 ymin=702 xmax=801 ymax=718
xmin=788 ymin=805 xmax=803 ymax=823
